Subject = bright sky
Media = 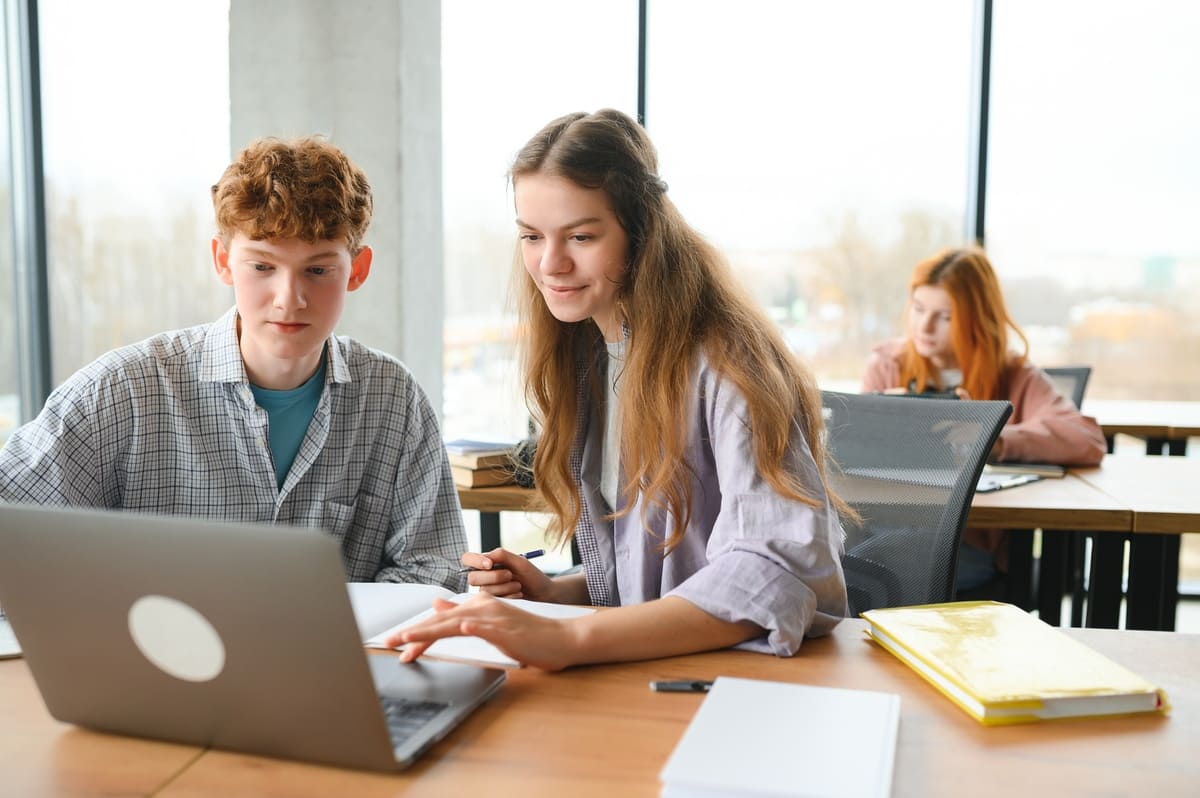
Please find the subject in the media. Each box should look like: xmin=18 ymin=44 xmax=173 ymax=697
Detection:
xmin=988 ymin=0 xmax=1200 ymax=260
xmin=38 ymin=0 xmax=230 ymax=213
xmin=443 ymin=0 xmax=1200 ymax=269
xmin=36 ymin=0 xmax=1200 ymax=265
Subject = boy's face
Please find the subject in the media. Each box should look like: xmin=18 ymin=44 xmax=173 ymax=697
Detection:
xmin=213 ymin=233 xmax=371 ymax=389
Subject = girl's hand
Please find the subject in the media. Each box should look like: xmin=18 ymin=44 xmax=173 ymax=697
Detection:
xmin=386 ymin=593 xmax=580 ymax=671
xmin=460 ymin=548 xmax=559 ymax=602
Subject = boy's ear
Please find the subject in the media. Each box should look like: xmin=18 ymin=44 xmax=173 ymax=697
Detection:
xmin=347 ymin=246 xmax=372 ymax=292
xmin=212 ymin=238 xmax=234 ymax=286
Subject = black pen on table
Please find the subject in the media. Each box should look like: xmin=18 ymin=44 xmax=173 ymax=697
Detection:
xmin=649 ymin=680 xmax=713 ymax=693
xmin=457 ymin=549 xmax=545 ymax=573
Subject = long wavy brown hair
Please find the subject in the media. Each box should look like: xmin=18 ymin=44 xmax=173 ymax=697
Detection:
xmin=511 ymin=109 xmax=847 ymax=551
xmin=900 ymin=247 xmax=1029 ymax=400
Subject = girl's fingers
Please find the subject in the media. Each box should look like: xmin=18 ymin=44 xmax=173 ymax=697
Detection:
xmin=397 ymin=640 xmax=431 ymax=662
xmin=477 ymin=581 xmax=523 ymax=598
xmin=400 ymin=617 xmax=470 ymax=642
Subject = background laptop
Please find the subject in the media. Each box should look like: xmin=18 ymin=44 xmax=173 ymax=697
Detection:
xmin=0 ymin=503 xmax=505 ymax=772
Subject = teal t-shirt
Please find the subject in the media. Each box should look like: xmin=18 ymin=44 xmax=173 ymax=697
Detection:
xmin=249 ymin=358 xmax=327 ymax=490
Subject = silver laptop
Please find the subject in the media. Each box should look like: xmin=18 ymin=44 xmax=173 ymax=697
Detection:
xmin=0 ymin=503 xmax=505 ymax=772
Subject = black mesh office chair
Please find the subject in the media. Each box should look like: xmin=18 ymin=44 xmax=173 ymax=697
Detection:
xmin=822 ymin=391 xmax=1012 ymax=614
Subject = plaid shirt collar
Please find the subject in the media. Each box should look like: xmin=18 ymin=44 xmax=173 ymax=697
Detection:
xmin=198 ymin=306 xmax=352 ymax=386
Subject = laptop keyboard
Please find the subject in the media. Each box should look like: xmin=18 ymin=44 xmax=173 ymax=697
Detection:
xmin=379 ymin=696 xmax=450 ymax=748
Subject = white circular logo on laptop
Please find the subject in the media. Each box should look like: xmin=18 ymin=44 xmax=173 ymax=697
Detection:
xmin=128 ymin=595 xmax=226 ymax=682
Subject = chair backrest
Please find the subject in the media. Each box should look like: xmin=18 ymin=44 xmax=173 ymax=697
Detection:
xmin=1043 ymin=366 xmax=1092 ymax=408
xmin=821 ymin=391 xmax=1012 ymax=614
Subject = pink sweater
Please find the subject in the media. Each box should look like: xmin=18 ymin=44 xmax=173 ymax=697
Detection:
xmin=860 ymin=339 xmax=1107 ymax=567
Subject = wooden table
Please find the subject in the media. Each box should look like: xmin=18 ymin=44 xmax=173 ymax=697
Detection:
xmin=3 ymin=621 xmax=1195 ymax=796
xmin=1083 ymin=398 xmax=1200 ymax=455
xmin=459 ymin=456 xmax=1200 ymax=631
xmin=1077 ymin=399 xmax=1200 ymax=628
xmin=968 ymin=472 xmax=1130 ymax=531
xmin=1073 ymin=457 xmax=1200 ymax=631
xmin=459 ymin=478 xmax=1141 ymax=628
xmin=459 ymin=476 xmax=1139 ymax=537
xmin=1075 ymin=457 xmax=1200 ymax=535
xmin=0 ymin=658 xmax=202 ymax=798
xmin=457 ymin=484 xmax=540 ymax=558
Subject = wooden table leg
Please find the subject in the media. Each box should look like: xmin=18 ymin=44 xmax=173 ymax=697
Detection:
xmin=1069 ymin=532 xmax=1088 ymax=627
xmin=1005 ymin=529 xmax=1035 ymax=611
xmin=1037 ymin=530 xmax=1068 ymax=625
xmin=1086 ymin=535 xmax=1126 ymax=628
xmin=1162 ymin=535 xmax=1181 ymax=631
xmin=1127 ymin=534 xmax=1169 ymax=630
xmin=1131 ymin=437 xmax=1186 ymax=631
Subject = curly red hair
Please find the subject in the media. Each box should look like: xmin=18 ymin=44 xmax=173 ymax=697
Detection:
xmin=211 ymin=136 xmax=372 ymax=251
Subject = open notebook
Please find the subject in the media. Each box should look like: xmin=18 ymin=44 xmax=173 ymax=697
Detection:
xmin=347 ymin=583 xmax=595 ymax=668
xmin=977 ymin=463 xmax=1067 ymax=493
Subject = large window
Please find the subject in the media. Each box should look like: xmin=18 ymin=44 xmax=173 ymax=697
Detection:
xmin=39 ymin=0 xmax=230 ymax=386
xmin=441 ymin=0 xmax=639 ymax=441
xmin=987 ymin=1 xmax=1200 ymax=400
xmin=645 ymin=0 xmax=975 ymax=390
xmin=441 ymin=0 xmax=638 ymax=559
xmin=0 ymin=0 xmax=16 ymax=442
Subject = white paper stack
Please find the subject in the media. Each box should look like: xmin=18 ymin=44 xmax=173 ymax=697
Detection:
xmin=659 ymin=676 xmax=900 ymax=797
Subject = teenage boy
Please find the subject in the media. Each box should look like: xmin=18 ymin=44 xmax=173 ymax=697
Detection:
xmin=0 ymin=136 xmax=466 ymax=588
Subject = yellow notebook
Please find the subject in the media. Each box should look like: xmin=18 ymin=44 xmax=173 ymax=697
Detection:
xmin=861 ymin=601 xmax=1169 ymax=725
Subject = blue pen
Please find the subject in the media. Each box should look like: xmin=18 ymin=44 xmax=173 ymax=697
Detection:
xmin=457 ymin=549 xmax=544 ymax=573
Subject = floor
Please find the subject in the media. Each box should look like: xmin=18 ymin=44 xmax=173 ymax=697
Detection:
xmin=1172 ymin=597 xmax=1200 ymax=633
xmin=1048 ymin=593 xmax=1200 ymax=632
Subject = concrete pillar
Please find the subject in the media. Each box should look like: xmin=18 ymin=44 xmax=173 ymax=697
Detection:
xmin=227 ymin=0 xmax=443 ymax=417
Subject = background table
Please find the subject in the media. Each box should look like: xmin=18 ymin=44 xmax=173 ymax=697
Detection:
xmin=1073 ymin=457 xmax=1200 ymax=630
xmin=1072 ymin=400 xmax=1200 ymax=627
xmin=1084 ymin=398 xmax=1200 ymax=456
xmin=459 ymin=455 xmax=1199 ymax=631
xmin=457 ymin=484 xmax=540 ymax=557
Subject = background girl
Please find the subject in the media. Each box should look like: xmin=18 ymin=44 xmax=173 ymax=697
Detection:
xmin=861 ymin=246 xmax=1106 ymax=589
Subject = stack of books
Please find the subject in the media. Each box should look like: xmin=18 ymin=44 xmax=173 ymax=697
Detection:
xmin=444 ymin=439 xmax=518 ymax=489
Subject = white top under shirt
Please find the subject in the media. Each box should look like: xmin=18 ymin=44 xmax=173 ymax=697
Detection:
xmin=600 ymin=340 xmax=624 ymax=510
xmin=940 ymin=367 xmax=963 ymax=390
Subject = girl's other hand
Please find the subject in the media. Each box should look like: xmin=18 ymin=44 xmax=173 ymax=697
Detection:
xmin=460 ymin=548 xmax=558 ymax=601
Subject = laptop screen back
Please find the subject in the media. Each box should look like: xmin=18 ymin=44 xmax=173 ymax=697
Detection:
xmin=0 ymin=504 xmax=502 ymax=771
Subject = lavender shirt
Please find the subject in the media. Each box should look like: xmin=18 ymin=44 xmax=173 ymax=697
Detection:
xmin=577 ymin=358 xmax=848 ymax=655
